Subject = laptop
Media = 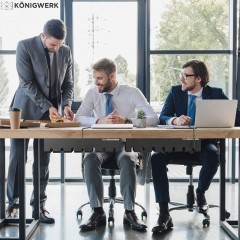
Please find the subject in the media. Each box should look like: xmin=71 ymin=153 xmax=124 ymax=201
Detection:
xmin=194 ymin=99 xmax=237 ymax=128
xmin=91 ymin=123 xmax=134 ymax=129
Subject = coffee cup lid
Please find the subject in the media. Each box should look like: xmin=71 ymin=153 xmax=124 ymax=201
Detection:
xmin=9 ymin=107 xmax=22 ymax=112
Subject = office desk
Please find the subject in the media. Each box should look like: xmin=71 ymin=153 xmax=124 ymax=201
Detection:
xmin=82 ymin=127 xmax=240 ymax=240
xmin=0 ymin=128 xmax=83 ymax=240
xmin=0 ymin=127 xmax=240 ymax=239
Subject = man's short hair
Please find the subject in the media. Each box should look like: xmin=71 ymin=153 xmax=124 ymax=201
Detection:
xmin=182 ymin=59 xmax=209 ymax=87
xmin=43 ymin=19 xmax=66 ymax=40
xmin=92 ymin=58 xmax=116 ymax=76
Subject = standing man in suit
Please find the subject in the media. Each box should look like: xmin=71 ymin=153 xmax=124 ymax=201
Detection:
xmin=74 ymin=58 xmax=158 ymax=232
xmin=6 ymin=19 xmax=74 ymax=223
xmin=151 ymin=59 xmax=240 ymax=233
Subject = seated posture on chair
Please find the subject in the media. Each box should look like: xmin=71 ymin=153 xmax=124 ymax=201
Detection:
xmin=74 ymin=58 xmax=158 ymax=232
xmin=151 ymin=59 xmax=240 ymax=234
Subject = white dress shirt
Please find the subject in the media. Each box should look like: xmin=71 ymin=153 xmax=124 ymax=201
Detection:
xmin=74 ymin=83 xmax=159 ymax=127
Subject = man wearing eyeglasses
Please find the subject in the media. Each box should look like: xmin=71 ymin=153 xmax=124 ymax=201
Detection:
xmin=151 ymin=59 xmax=240 ymax=233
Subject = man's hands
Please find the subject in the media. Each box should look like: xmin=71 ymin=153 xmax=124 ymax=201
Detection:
xmin=49 ymin=106 xmax=74 ymax=121
xmin=49 ymin=106 xmax=61 ymax=118
xmin=172 ymin=115 xmax=191 ymax=126
xmin=96 ymin=110 xmax=125 ymax=124
xmin=63 ymin=106 xmax=74 ymax=121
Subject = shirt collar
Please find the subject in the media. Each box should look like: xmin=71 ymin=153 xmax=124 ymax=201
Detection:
xmin=188 ymin=88 xmax=203 ymax=97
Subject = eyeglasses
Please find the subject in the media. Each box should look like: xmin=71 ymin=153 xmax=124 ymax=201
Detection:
xmin=179 ymin=72 xmax=195 ymax=80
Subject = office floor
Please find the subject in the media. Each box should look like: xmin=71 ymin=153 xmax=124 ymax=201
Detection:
xmin=0 ymin=181 xmax=238 ymax=240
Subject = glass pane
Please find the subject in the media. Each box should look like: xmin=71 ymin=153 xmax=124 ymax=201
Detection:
xmin=150 ymin=0 xmax=229 ymax=51
xmin=0 ymin=0 xmax=60 ymax=50
xmin=150 ymin=54 xmax=230 ymax=113
xmin=0 ymin=55 xmax=18 ymax=117
xmin=73 ymin=2 xmax=137 ymax=101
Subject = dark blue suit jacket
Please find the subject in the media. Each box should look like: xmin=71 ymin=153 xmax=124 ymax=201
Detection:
xmin=160 ymin=85 xmax=240 ymax=126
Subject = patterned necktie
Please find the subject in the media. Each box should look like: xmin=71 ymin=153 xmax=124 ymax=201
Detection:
xmin=104 ymin=93 xmax=113 ymax=116
xmin=188 ymin=94 xmax=197 ymax=125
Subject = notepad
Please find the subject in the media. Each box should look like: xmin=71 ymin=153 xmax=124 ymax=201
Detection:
xmin=91 ymin=124 xmax=134 ymax=129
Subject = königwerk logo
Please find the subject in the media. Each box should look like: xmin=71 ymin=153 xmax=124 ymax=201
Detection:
xmin=0 ymin=1 xmax=59 ymax=10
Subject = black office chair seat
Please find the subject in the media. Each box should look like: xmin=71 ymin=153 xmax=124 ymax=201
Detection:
xmin=76 ymin=159 xmax=147 ymax=223
xmin=168 ymin=157 xmax=230 ymax=227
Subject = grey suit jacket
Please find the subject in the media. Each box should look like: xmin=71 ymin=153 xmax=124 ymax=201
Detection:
xmin=11 ymin=35 xmax=73 ymax=120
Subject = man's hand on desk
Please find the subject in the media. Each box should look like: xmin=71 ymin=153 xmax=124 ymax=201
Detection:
xmin=96 ymin=110 xmax=126 ymax=124
xmin=63 ymin=106 xmax=74 ymax=121
xmin=172 ymin=115 xmax=191 ymax=126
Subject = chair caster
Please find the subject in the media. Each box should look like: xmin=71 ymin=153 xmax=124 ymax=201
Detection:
xmin=76 ymin=209 xmax=83 ymax=218
xmin=202 ymin=213 xmax=210 ymax=227
xmin=141 ymin=211 xmax=147 ymax=219
xmin=203 ymin=217 xmax=210 ymax=227
xmin=225 ymin=211 xmax=231 ymax=219
xmin=108 ymin=216 xmax=114 ymax=223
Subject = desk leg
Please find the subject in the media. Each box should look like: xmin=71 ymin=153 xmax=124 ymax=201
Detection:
xmin=18 ymin=139 xmax=26 ymax=239
xmin=33 ymin=139 xmax=40 ymax=219
xmin=0 ymin=139 xmax=5 ymax=219
xmin=219 ymin=139 xmax=226 ymax=221
xmin=239 ymin=138 xmax=240 ymax=239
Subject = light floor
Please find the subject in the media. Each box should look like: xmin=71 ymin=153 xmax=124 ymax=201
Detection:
xmin=0 ymin=181 xmax=238 ymax=240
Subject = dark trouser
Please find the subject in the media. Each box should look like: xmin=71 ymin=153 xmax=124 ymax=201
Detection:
xmin=7 ymin=139 xmax=50 ymax=208
xmin=7 ymin=107 xmax=55 ymax=209
xmin=151 ymin=141 xmax=219 ymax=203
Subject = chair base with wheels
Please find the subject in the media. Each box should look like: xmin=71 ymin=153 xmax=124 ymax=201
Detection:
xmin=169 ymin=164 xmax=230 ymax=227
xmin=76 ymin=161 xmax=147 ymax=223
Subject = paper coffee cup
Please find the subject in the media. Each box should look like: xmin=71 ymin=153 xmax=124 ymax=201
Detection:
xmin=9 ymin=108 xmax=22 ymax=129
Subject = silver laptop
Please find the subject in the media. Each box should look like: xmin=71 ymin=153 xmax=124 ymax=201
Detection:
xmin=194 ymin=99 xmax=237 ymax=128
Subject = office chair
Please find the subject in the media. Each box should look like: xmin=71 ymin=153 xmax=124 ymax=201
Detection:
xmin=168 ymin=154 xmax=230 ymax=227
xmin=125 ymin=138 xmax=230 ymax=227
xmin=76 ymin=155 xmax=147 ymax=223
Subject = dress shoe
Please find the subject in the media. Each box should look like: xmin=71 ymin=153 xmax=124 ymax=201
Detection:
xmin=123 ymin=211 xmax=147 ymax=231
xmin=80 ymin=212 xmax=106 ymax=231
xmin=152 ymin=214 xmax=173 ymax=233
xmin=196 ymin=190 xmax=209 ymax=213
xmin=32 ymin=207 xmax=55 ymax=224
xmin=6 ymin=204 xmax=19 ymax=218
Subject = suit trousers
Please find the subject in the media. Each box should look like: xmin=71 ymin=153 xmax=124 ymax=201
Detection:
xmin=83 ymin=151 xmax=138 ymax=210
xmin=7 ymin=139 xmax=50 ymax=208
xmin=151 ymin=141 xmax=220 ymax=203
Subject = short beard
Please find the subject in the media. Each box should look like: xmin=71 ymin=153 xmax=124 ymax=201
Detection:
xmin=98 ymin=79 xmax=112 ymax=93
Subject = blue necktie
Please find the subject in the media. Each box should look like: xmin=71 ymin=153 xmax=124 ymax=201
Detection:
xmin=188 ymin=94 xmax=197 ymax=125
xmin=104 ymin=93 xmax=113 ymax=116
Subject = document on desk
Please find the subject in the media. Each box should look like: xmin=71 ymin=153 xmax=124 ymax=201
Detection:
xmin=91 ymin=124 xmax=134 ymax=129
xmin=156 ymin=125 xmax=194 ymax=129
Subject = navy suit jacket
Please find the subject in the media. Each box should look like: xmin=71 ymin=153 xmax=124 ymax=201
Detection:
xmin=160 ymin=85 xmax=240 ymax=126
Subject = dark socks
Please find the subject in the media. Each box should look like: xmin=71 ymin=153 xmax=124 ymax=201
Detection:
xmin=93 ymin=207 xmax=104 ymax=214
xmin=159 ymin=202 xmax=169 ymax=216
xmin=125 ymin=209 xmax=134 ymax=214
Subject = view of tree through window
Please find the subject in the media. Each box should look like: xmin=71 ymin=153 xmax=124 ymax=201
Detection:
xmin=73 ymin=2 xmax=137 ymax=101
xmin=150 ymin=0 xmax=230 ymax=107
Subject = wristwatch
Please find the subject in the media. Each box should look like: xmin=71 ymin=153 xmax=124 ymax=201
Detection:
xmin=125 ymin=118 xmax=132 ymax=124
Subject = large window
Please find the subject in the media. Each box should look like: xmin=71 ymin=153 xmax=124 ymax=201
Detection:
xmin=149 ymin=0 xmax=232 ymax=112
xmin=72 ymin=1 xmax=137 ymax=101
xmin=0 ymin=0 xmax=60 ymax=115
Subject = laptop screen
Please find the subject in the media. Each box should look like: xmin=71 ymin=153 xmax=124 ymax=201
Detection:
xmin=194 ymin=99 xmax=237 ymax=128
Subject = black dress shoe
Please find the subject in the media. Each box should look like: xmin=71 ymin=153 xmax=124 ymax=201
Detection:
xmin=123 ymin=211 xmax=147 ymax=231
xmin=32 ymin=207 xmax=55 ymax=224
xmin=152 ymin=214 xmax=173 ymax=233
xmin=196 ymin=191 xmax=209 ymax=213
xmin=80 ymin=212 xmax=106 ymax=231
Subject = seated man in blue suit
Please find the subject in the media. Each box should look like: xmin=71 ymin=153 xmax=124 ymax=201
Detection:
xmin=151 ymin=59 xmax=240 ymax=233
